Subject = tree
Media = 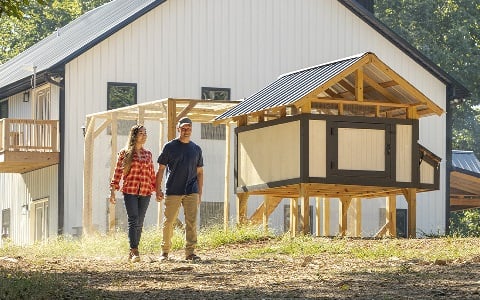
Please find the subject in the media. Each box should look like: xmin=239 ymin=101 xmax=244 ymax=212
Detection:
xmin=0 ymin=0 xmax=110 ymax=64
xmin=375 ymin=0 xmax=480 ymax=237
xmin=0 ymin=0 xmax=47 ymax=19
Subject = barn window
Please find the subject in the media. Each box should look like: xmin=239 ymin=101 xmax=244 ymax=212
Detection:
xmin=107 ymin=82 xmax=137 ymax=135
xmin=201 ymin=87 xmax=230 ymax=140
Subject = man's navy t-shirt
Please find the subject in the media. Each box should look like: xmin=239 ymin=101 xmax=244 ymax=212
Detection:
xmin=157 ymin=139 xmax=203 ymax=195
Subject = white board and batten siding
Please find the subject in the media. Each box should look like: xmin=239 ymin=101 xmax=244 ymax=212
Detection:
xmin=60 ymin=0 xmax=447 ymax=235
xmin=0 ymin=166 xmax=58 ymax=246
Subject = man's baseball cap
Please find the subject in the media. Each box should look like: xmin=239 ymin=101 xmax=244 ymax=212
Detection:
xmin=177 ymin=117 xmax=192 ymax=128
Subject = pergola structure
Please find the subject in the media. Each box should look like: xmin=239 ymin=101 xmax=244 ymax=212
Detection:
xmin=214 ymin=52 xmax=443 ymax=238
xmin=82 ymin=98 xmax=240 ymax=234
xmin=450 ymin=150 xmax=480 ymax=211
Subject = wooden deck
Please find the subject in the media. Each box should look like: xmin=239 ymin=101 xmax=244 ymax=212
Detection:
xmin=0 ymin=118 xmax=59 ymax=173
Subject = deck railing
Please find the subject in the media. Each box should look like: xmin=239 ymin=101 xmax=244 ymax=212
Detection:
xmin=0 ymin=118 xmax=59 ymax=152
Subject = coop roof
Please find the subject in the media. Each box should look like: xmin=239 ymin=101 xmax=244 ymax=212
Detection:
xmin=215 ymin=52 xmax=444 ymax=123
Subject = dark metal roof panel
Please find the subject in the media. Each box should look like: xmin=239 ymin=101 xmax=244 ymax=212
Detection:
xmin=452 ymin=150 xmax=480 ymax=176
xmin=0 ymin=0 xmax=165 ymax=91
xmin=216 ymin=53 xmax=367 ymax=120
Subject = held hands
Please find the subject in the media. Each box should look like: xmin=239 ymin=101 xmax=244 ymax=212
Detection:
xmin=156 ymin=190 xmax=164 ymax=202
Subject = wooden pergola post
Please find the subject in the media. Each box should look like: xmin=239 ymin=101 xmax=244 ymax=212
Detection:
xmin=223 ymin=122 xmax=231 ymax=231
xmin=262 ymin=195 xmax=270 ymax=232
xmin=82 ymin=116 xmax=95 ymax=235
xmin=352 ymin=198 xmax=362 ymax=237
xmin=108 ymin=115 xmax=117 ymax=233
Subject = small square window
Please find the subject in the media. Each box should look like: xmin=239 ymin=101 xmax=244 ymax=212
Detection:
xmin=201 ymin=87 xmax=230 ymax=140
xmin=107 ymin=82 xmax=137 ymax=135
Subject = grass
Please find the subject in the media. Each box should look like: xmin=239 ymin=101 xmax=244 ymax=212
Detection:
xmin=1 ymin=225 xmax=479 ymax=263
xmin=1 ymin=226 xmax=479 ymax=299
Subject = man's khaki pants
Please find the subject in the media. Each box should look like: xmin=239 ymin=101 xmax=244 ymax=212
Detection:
xmin=162 ymin=193 xmax=198 ymax=256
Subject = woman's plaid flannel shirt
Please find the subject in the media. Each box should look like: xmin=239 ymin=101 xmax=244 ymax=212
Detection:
xmin=110 ymin=148 xmax=156 ymax=196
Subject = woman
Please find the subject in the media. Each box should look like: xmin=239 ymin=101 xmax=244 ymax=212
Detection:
xmin=110 ymin=124 xmax=156 ymax=262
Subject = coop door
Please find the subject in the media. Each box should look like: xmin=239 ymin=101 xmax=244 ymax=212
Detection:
xmin=327 ymin=121 xmax=393 ymax=183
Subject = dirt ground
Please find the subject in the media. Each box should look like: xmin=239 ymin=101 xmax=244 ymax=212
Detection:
xmin=1 ymin=240 xmax=480 ymax=299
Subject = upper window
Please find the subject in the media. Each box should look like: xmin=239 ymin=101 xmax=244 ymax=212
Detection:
xmin=107 ymin=82 xmax=137 ymax=135
xmin=201 ymin=87 xmax=231 ymax=140
xmin=0 ymin=99 xmax=8 ymax=119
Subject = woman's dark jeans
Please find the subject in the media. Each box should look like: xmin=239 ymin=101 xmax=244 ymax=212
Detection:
xmin=123 ymin=193 xmax=150 ymax=249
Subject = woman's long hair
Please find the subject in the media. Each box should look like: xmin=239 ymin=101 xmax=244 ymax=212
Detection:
xmin=122 ymin=124 xmax=144 ymax=175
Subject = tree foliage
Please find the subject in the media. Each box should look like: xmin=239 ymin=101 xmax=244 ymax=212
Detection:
xmin=0 ymin=0 xmax=47 ymax=19
xmin=375 ymin=0 xmax=480 ymax=236
xmin=0 ymin=0 xmax=110 ymax=64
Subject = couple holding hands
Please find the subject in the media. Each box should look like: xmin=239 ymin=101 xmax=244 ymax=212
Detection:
xmin=109 ymin=117 xmax=203 ymax=262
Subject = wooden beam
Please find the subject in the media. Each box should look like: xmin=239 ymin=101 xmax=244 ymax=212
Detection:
xmin=300 ymin=184 xmax=310 ymax=234
xmin=370 ymin=56 xmax=443 ymax=115
xmin=386 ymin=195 xmax=396 ymax=237
xmin=353 ymin=198 xmax=361 ymax=237
xmin=339 ymin=197 xmax=352 ymax=237
xmin=224 ymin=122 xmax=231 ymax=232
xmin=108 ymin=115 xmax=117 ymax=233
xmin=167 ymin=98 xmax=177 ymax=140
xmin=290 ymin=198 xmax=298 ymax=237
xmin=363 ymin=73 xmax=400 ymax=103
xmin=157 ymin=121 xmax=165 ymax=229
xmin=82 ymin=116 xmax=95 ymax=235
xmin=236 ymin=192 xmax=249 ymax=226
xmin=355 ymin=68 xmax=364 ymax=102
xmin=249 ymin=196 xmax=283 ymax=224
xmin=402 ymin=188 xmax=417 ymax=238
xmin=263 ymin=195 xmax=270 ymax=232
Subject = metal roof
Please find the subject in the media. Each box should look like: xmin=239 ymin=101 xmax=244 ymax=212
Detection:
xmin=0 ymin=0 xmax=469 ymax=101
xmin=216 ymin=53 xmax=365 ymax=120
xmin=0 ymin=0 xmax=165 ymax=97
xmin=452 ymin=150 xmax=480 ymax=176
xmin=215 ymin=52 xmax=444 ymax=121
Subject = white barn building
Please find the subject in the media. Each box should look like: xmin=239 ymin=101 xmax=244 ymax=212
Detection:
xmin=0 ymin=0 xmax=469 ymax=245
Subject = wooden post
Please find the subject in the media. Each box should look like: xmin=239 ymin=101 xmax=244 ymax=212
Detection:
xmin=300 ymin=184 xmax=310 ymax=234
xmin=315 ymin=197 xmax=322 ymax=237
xmin=157 ymin=120 xmax=165 ymax=229
xmin=403 ymin=188 xmax=417 ymax=238
xmin=108 ymin=115 xmax=118 ymax=233
xmin=224 ymin=122 xmax=231 ymax=231
xmin=353 ymin=198 xmax=362 ymax=237
xmin=290 ymin=198 xmax=298 ymax=237
xmin=339 ymin=197 xmax=352 ymax=237
xmin=236 ymin=192 xmax=248 ymax=226
xmin=322 ymin=198 xmax=330 ymax=236
xmin=167 ymin=98 xmax=177 ymax=141
xmin=263 ymin=195 xmax=270 ymax=232
xmin=82 ymin=116 xmax=95 ymax=235
xmin=386 ymin=195 xmax=397 ymax=237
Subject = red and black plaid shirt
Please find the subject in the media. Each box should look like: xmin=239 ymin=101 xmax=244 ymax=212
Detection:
xmin=110 ymin=148 xmax=156 ymax=196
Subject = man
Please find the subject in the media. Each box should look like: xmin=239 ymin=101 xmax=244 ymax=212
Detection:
xmin=156 ymin=117 xmax=204 ymax=261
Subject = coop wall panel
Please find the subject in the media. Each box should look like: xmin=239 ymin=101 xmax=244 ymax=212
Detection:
xmin=396 ymin=124 xmax=413 ymax=182
xmin=238 ymin=121 xmax=300 ymax=187
xmin=309 ymin=120 xmax=327 ymax=178
xmin=337 ymin=128 xmax=385 ymax=171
